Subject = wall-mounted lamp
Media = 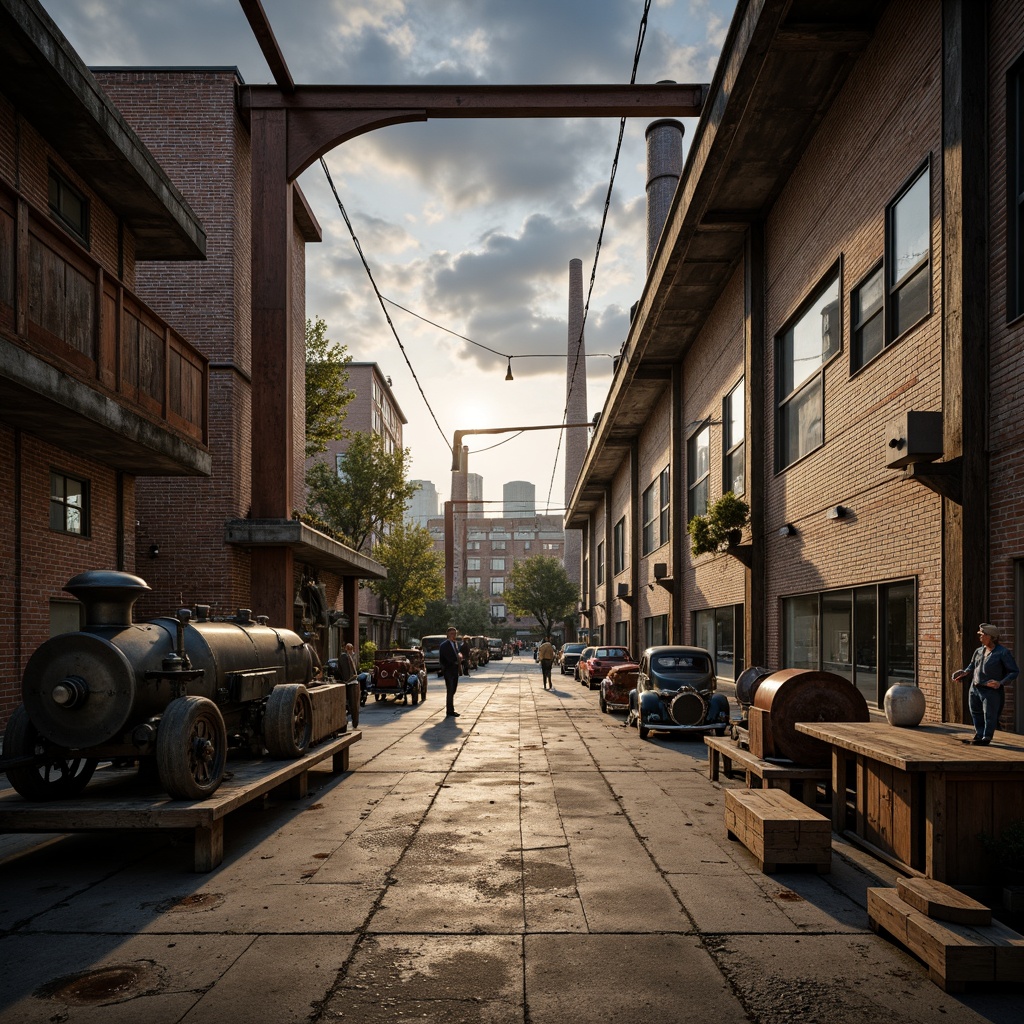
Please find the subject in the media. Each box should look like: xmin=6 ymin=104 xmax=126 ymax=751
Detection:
xmin=148 ymin=543 xmax=160 ymax=558
xmin=778 ymin=524 xmax=796 ymax=537
xmin=505 ymin=358 xmax=514 ymax=381
xmin=826 ymin=505 xmax=848 ymax=520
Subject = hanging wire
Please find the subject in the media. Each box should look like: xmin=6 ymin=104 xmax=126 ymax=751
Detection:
xmin=546 ymin=0 xmax=653 ymax=508
xmin=319 ymin=157 xmax=452 ymax=454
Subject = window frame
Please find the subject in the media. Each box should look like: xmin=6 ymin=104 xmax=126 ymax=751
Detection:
xmin=774 ymin=261 xmax=842 ymax=472
xmin=722 ymin=378 xmax=745 ymax=497
xmin=658 ymin=467 xmax=670 ymax=544
xmin=641 ymin=479 xmax=658 ymax=555
xmin=850 ymin=260 xmax=885 ymax=372
xmin=885 ymin=158 xmax=932 ymax=344
xmin=687 ymin=421 xmax=711 ymax=521
xmin=48 ymin=164 xmax=90 ymax=246
xmin=1008 ymin=57 xmax=1024 ymax=323
xmin=490 ymin=557 xmax=505 ymax=572
xmin=596 ymin=540 xmax=605 ymax=586
xmin=612 ymin=517 xmax=626 ymax=576
xmin=49 ymin=469 xmax=90 ymax=536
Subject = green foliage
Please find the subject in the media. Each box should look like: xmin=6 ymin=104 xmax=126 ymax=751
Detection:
xmin=367 ymin=523 xmax=445 ymax=645
xmin=451 ymin=586 xmax=492 ymax=637
xmin=305 ymin=432 xmax=417 ymax=551
xmin=504 ymin=555 xmax=578 ymax=639
xmin=405 ymin=598 xmax=454 ymax=639
xmin=359 ymin=640 xmax=376 ymax=672
xmin=305 ymin=316 xmax=355 ymax=459
xmin=687 ymin=491 xmax=750 ymax=557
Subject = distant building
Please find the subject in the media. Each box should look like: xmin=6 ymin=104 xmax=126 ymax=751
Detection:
xmin=406 ymin=479 xmax=438 ymax=527
xmin=503 ymin=481 xmax=536 ymax=518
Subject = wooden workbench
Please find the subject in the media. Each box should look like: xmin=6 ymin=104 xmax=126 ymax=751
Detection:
xmin=795 ymin=721 xmax=1024 ymax=885
xmin=704 ymin=734 xmax=831 ymax=806
xmin=0 ymin=731 xmax=360 ymax=872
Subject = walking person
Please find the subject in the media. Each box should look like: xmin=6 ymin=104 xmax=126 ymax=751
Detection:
xmin=952 ymin=623 xmax=1019 ymax=745
xmin=460 ymin=635 xmax=472 ymax=676
xmin=538 ymin=636 xmax=555 ymax=689
xmin=440 ymin=625 xmax=462 ymax=717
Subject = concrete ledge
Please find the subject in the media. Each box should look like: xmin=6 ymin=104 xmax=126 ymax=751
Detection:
xmin=224 ymin=519 xmax=387 ymax=578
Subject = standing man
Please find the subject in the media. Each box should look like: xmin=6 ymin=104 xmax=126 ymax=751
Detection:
xmin=460 ymin=635 xmax=473 ymax=676
xmin=538 ymin=636 xmax=556 ymax=689
xmin=952 ymin=623 xmax=1019 ymax=745
xmin=440 ymin=625 xmax=462 ymax=717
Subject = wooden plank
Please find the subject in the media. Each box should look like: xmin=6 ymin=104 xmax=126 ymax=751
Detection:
xmin=831 ymin=749 xmax=847 ymax=832
xmin=896 ymin=877 xmax=991 ymax=926
xmin=926 ymin=771 xmax=948 ymax=882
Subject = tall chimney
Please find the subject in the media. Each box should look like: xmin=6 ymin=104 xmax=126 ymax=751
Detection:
xmin=645 ymin=98 xmax=684 ymax=272
xmin=564 ymin=258 xmax=587 ymax=634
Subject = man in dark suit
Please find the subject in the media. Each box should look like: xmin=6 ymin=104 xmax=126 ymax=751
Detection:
xmin=439 ymin=625 xmax=462 ymax=717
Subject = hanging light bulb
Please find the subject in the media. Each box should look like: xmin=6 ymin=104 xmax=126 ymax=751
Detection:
xmin=505 ymin=358 xmax=514 ymax=381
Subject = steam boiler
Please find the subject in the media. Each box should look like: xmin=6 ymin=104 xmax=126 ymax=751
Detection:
xmin=2 ymin=571 xmax=351 ymax=801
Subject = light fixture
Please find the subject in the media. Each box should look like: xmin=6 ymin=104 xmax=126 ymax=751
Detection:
xmin=505 ymin=358 xmax=514 ymax=381
xmin=826 ymin=505 xmax=848 ymax=520
xmin=148 ymin=543 xmax=160 ymax=558
xmin=778 ymin=524 xmax=796 ymax=537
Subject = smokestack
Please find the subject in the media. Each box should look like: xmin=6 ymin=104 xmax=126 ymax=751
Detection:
xmin=645 ymin=93 xmax=684 ymax=272
xmin=564 ymin=259 xmax=587 ymax=634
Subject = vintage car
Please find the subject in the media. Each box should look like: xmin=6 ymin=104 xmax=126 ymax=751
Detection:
xmin=626 ymin=645 xmax=730 ymax=739
xmin=559 ymin=642 xmax=587 ymax=676
xmin=369 ymin=649 xmax=428 ymax=705
xmin=579 ymin=646 xmax=631 ymax=690
xmin=600 ymin=662 xmax=638 ymax=713
xmin=420 ymin=634 xmax=448 ymax=676
xmin=574 ymin=646 xmax=595 ymax=682
xmin=473 ymin=636 xmax=490 ymax=666
xmin=488 ymin=638 xmax=504 ymax=661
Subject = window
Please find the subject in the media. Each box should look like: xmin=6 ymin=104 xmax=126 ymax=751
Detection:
xmin=722 ymin=380 xmax=744 ymax=496
xmin=542 ymin=542 xmax=559 ymax=551
xmin=491 ymin=578 xmax=505 ymax=595
xmin=1010 ymin=58 xmax=1024 ymax=320
xmin=776 ymin=266 xmax=840 ymax=470
xmin=335 ymin=453 xmax=346 ymax=478
xmin=467 ymin=557 xmax=480 ymax=571
xmin=467 ymin=577 xmax=481 ymax=590
xmin=782 ymin=580 xmax=915 ymax=708
xmin=491 ymin=604 xmax=506 ymax=619
xmin=491 ymin=558 xmax=505 ymax=572
xmin=50 ymin=599 xmax=82 ymax=635
xmin=50 ymin=471 xmax=89 ymax=535
xmin=642 ymin=480 xmax=658 ymax=555
xmin=596 ymin=541 xmax=605 ymax=585
xmin=687 ymin=423 xmax=710 ymax=519
xmin=613 ymin=518 xmax=626 ymax=575
xmin=693 ymin=605 xmax=743 ymax=680
xmin=492 ymin=540 xmax=506 ymax=550
xmin=659 ymin=467 xmax=670 ymax=545
xmin=48 ymin=166 xmax=89 ymax=244
xmin=644 ymin=614 xmax=668 ymax=648
xmin=852 ymin=263 xmax=884 ymax=369
xmin=614 ymin=620 xmax=629 ymax=649
xmin=466 ymin=541 xmax=480 ymax=550
xmin=887 ymin=162 xmax=931 ymax=340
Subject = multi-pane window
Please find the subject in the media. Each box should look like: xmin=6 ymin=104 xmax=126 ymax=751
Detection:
xmin=48 ymin=166 xmax=89 ymax=244
xmin=614 ymin=621 xmax=630 ymax=649
xmin=687 ymin=424 xmax=710 ymax=519
xmin=659 ymin=467 xmax=670 ymax=544
xmin=694 ymin=605 xmax=742 ymax=681
xmin=642 ymin=480 xmax=658 ymax=555
xmin=491 ymin=558 xmax=505 ymax=571
xmin=852 ymin=263 xmax=884 ymax=369
xmin=467 ymin=557 xmax=480 ymax=571
xmin=50 ymin=471 xmax=88 ymax=535
xmin=491 ymin=578 xmax=505 ymax=595
xmin=492 ymin=540 xmax=506 ymax=550
xmin=644 ymin=614 xmax=668 ymax=648
xmin=596 ymin=540 xmax=605 ymax=585
xmin=491 ymin=604 xmax=506 ymax=619
xmin=1010 ymin=58 xmax=1024 ymax=320
xmin=467 ymin=576 xmax=481 ymax=590
xmin=722 ymin=380 xmax=745 ymax=496
xmin=335 ymin=453 xmax=347 ymax=478
xmin=466 ymin=541 xmax=481 ymax=550
xmin=887 ymin=163 xmax=931 ymax=340
xmin=613 ymin=517 xmax=626 ymax=575
xmin=776 ymin=267 xmax=840 ymax=470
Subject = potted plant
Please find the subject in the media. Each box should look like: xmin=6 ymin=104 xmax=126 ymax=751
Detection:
xmin=688 ymin=492 xmax=751 ymax=564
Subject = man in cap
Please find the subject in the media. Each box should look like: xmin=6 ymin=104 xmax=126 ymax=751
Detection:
xmin=952 ymin=623 xmax=1019 ymax=744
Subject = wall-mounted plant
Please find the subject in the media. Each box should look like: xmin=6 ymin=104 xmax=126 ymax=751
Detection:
xmin=688 ymin=491 xmax=750 ymax=558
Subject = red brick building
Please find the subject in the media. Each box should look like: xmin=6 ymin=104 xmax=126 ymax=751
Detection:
xmin=0 ymin=0 xmax=209 ymax=726
xmin=566 ymin=0 xmax=1022 ymax=735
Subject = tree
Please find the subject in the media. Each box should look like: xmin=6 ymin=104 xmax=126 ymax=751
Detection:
xmin=367 ymin=522 xmax=445 ymax=645
xmin=451 ymin=586 xmax=491 ymax=636
xmin=404 ymin=598 xmax=453 ymax=639
xmin=504 ymin=555 xmax=578 ymax=639
xmin=305 ymin=316 xmax=355 ymax=459
xmin=305 ymin=432 xmax=417 ymax=550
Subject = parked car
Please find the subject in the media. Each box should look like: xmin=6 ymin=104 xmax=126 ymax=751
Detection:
xmin=420 ymin=635 xmax=447 ymax=676
xmin=473 ymin=636 xmax=490 ymax=666
xmin=370 ymin=649 xmax=427 ymax=705
xmin=580 ymin=646 xmax=631 ymax=690
xmin=574 ymin=646 xmax=595 ymax=682
xmin=600 ymin=662 xmax=638 ymax=713
xmin=626 ymin=645 xmax=730 ymax=739
xmin=559 ymin=642 xmax=587 ymax=676
xmin=488 ymin=638 xmax=504 ymax=661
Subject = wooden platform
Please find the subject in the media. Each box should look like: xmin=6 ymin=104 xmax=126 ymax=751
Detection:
xmin=705 ymin=734 xmax=831 ymax=806
xmin=868 ymin=885 xmax=1024 ymax=992
xmin=0 ymin=731 xmax=360 ymax=872
xmin=725 ymin=787 xmax=832 ymax=873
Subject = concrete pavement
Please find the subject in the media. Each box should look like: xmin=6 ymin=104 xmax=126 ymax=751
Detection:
xmin=0 ymin=655 xmax=1021 ymax=1023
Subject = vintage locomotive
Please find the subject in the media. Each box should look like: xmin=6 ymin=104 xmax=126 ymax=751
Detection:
xmin=2 ymin=570 xmax=352 ymax=802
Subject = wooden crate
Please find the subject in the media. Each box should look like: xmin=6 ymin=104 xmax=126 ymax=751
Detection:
xmin=748 ymin=705 xmax=773 ymax=759
xmin=724 ymin=787 xmax=831 ymax=873
xmin=868 ymin=886 xmax=1024 ymax=992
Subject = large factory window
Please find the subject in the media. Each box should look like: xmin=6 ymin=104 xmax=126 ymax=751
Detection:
xmin=50 ymin=471 xmax=89 ymax=536
xmin=694 ymin=605 xmax=743 ymax=681
xmin=886 ymin=161 xmax=931 ymax=342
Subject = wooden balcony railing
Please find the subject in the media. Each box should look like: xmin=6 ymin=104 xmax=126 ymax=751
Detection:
xmin=0 ymin=185 xmax=208 ymax=447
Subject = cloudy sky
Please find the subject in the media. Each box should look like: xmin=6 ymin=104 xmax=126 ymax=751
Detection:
xmin=44 ymin=0 xmax=734 ymax=514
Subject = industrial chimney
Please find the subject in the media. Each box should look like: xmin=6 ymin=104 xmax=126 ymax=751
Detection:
xmin=645 ymin=90 xmax=684 ymax=272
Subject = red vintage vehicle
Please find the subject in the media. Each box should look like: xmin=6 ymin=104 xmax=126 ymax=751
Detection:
xmin=579 ymin=646 xmax=632 ymax=690
xmin=600 ymin=662 xmax=638 ymax=714
xmin=370 ymin=649 xmax=428 ymax=705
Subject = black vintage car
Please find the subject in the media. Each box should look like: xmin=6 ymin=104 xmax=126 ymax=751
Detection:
xmin=627 ymin=645 xmax=730 ymax=739
xmin=558 ymin=642 xmax=587 ymax=676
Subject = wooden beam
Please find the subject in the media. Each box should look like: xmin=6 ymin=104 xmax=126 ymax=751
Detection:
xmin=238 ymin=0 xmax=295 ymax=92
xmin=745 ymin=222 xmax=766 ymax=666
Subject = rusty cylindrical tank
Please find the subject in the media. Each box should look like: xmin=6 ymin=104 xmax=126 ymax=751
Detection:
xmin=752 ymin=668 xmax=869 ymax=766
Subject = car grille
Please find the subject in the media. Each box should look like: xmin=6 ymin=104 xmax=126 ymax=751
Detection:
xmin=668 ymin=689 xmax=706 ymax=726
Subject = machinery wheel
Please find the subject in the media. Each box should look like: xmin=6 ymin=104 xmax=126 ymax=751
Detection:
xmin=156 ymin=696 xmax=227 ymax=799
xmin=599 ymin=694 xmax=607 ymax=713
xmin=638 ymin=719 xmax=649 ymax=740
xmin=3 ymin=705 xmax=97 ymax=801
xmin=264 ymin=684 xmax=313 ymax=758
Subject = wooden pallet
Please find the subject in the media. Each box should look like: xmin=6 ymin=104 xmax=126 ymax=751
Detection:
xmin=724 ymin=787 xmax=831 ymax=873
xmin=705 ymin=734 xmax=831 ymax=807
xmin=0 ymin=731 xmax=360 ymax=872
xmin=868 ymin=885 xmax=1024 ymax=992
